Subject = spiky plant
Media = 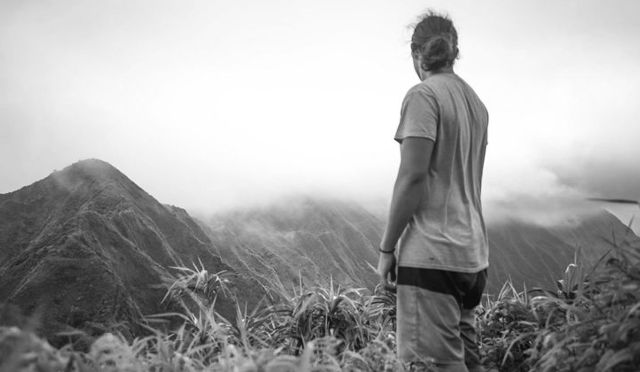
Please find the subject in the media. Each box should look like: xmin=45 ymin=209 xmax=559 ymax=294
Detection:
xmin=162 ymin=258 xmax=234 ymax=306
xmin=285 ymin=278 xmax=371 ymax=352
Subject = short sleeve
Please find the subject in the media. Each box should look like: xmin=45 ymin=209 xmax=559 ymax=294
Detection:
xmin=394 ymin=88 xmax=438 ymax=143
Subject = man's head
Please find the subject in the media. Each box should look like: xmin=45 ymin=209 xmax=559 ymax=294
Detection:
xmin=410 ymin=11 xmax=459 ymax=79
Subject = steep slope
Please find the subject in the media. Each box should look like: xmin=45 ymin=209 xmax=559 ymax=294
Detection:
xmin=203 ymin=198 xmax=640 ymax=296
xmin=204 ymin=197 xmax=384 ymax=293
xmin=2 ymin=158 xmax=637 ymax=348
xmin=485 ymin=212 xmax=639 ymax=294
xmin=0 ymin=159 xmax=262 ymax=345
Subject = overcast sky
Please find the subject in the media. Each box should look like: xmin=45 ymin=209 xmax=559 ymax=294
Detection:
xmin=1 ymin=0 xmax=639 ymax=229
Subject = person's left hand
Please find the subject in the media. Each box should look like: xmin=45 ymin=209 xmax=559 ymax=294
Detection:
xmin=377 ymin=253 xmax=397 ymax=292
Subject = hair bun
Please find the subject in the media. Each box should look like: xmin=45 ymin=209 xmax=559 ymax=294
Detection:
xmin=410 ymin=11 xmax=459 ymax=71
xmin=421 ymin=34 xmax=456 ymax=71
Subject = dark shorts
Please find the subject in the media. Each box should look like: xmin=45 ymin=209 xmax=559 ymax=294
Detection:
xmin=396 ymin=267 xmax=488 ymax=371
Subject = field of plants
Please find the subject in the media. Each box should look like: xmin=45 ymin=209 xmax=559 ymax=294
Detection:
xmin=1 ymin=241 xmax=639 ymax=372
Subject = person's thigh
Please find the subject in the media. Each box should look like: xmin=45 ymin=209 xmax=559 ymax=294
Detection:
xmin=459 ymin=269 xmax=488 ymax=370
xmin=460 ymin=269 xmax=487 ymax=310
xmin=460 ymin=308 xmax=481 ymax=368
xmin=396 ymin=282 xmax=467 ymax=371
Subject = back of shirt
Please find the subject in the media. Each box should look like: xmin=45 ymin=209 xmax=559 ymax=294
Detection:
xmin=394 ymin=72 xmax=489 ymax=273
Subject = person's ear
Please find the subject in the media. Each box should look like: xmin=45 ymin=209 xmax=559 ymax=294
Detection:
xmin=412 ymin=53 xmax=424 ymax=80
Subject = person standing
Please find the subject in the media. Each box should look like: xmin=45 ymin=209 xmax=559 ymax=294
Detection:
xmin=377 ymin=11 xmax=489 ymax=372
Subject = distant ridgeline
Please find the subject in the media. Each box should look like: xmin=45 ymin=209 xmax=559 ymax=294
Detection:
xmin=202 ymin=195 xmax=639 ymax=296
xmin=1 ymin=159 xmax=638 ymax=344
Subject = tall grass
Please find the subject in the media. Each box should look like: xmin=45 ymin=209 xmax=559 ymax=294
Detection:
xmin=1 ymin=235 xmax=639 ymax=371
xmin=478 ymin=232 xmax=640 ymax=372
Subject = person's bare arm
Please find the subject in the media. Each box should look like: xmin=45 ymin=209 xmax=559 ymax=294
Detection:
xmin=381 ymin=137 xmax=434 ymax=252
xmin=377 ymin=137 xmax=434 ymax=289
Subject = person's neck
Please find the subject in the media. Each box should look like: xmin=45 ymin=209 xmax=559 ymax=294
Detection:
xmin=421 ymin=66 xmax=454 ymax=81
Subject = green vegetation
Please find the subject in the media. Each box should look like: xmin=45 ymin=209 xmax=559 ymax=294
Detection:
xmin=1 ymin=243 xmax=639 ymax=371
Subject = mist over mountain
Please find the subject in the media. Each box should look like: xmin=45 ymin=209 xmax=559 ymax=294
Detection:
xmin=485 ymin=212 xmax=639 ymax=293
xmin=202 ymin=196 xmax=639 ymax=296
xmin=1 ymin=159 xmax=638 ymax=347
xmin=202 ymin=197 xmax=383 ymax=293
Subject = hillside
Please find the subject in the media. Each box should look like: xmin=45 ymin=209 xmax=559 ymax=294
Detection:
xmin=0 ymin=159 xmax=263 ymax=346
xmin=203 ymin=197 xmax=384 ymax=293
xmin=485 ymin=212 xmax=639 ymax=293
xmin=203 ymin=198 xmax=640 ymax=295
xmin=2 ymin=159 xmax=638 ymax=349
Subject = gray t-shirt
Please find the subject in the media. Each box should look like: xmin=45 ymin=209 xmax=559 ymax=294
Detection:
xmin=394 ymin=72 xmax=489 ymax=273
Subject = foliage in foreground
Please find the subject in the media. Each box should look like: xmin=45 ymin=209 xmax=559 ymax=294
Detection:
xmin=479 ymin=242 xmax=640 ymax=372
xmin=0 ymin=270 xmax=404 ymax=372
xmin=1 ymin=237 xmax=640 ymax=371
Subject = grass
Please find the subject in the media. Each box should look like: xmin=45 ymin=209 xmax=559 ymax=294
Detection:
xmin=477 ymin=239 xmax=640 ymax=372
xmin=1 ymin=240 xmax=639 ymax=371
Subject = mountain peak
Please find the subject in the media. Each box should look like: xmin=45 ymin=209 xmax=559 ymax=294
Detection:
xmin=68 ymin=158 xmax=117 ymax=172
xmin=40 ymin=159 xmax=149 ymax=201
xmin=52 ymin=158 xmax=124 ymax=184
xmin=0 ymin=159 xmax=263 ymax=346
xmin=0 ymin=159 xmax=136 ymax=203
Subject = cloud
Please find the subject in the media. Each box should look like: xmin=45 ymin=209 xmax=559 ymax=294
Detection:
xmin=1 ymin=0 xmax=639 ymax=235
xmin=551 ymin=159 xmax=640 ymax=202
xmin=483 ymin=193 xmax=602 ymax=227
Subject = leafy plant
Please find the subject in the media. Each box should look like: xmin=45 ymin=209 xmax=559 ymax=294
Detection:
xmin=162 ymin=258 xmax=234 ymax=305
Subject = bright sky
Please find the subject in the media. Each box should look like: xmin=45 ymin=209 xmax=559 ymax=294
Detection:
xmin=1 ymin=0 xmax=639 ymax=228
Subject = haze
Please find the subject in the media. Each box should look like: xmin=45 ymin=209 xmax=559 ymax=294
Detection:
xmin=1 ymin=0 xmax=639 ymax=230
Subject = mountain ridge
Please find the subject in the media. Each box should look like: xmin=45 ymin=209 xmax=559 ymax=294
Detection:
xmin=1 ymin=159 xmax=639 ymax=346
xmin=0 ymin=159 xmax=264 ymax=346
xmin=203 ymin=196 xmax=640 ymax=295
xmin=202 ymin=196 xmax=384 ymax=293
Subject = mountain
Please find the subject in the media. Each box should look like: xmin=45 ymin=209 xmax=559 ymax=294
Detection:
xmin=0 ymin=159 xmax=263 ymax=346
xmin=203 ymin=197 xmax=384 ymax=293
xmin=2 ymin=159 xmax=638 ymax=347
xmin=485 ymin=213 xmax=639 ymax=293
xmin=203 ymin=198 xmax=640 ymax=295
